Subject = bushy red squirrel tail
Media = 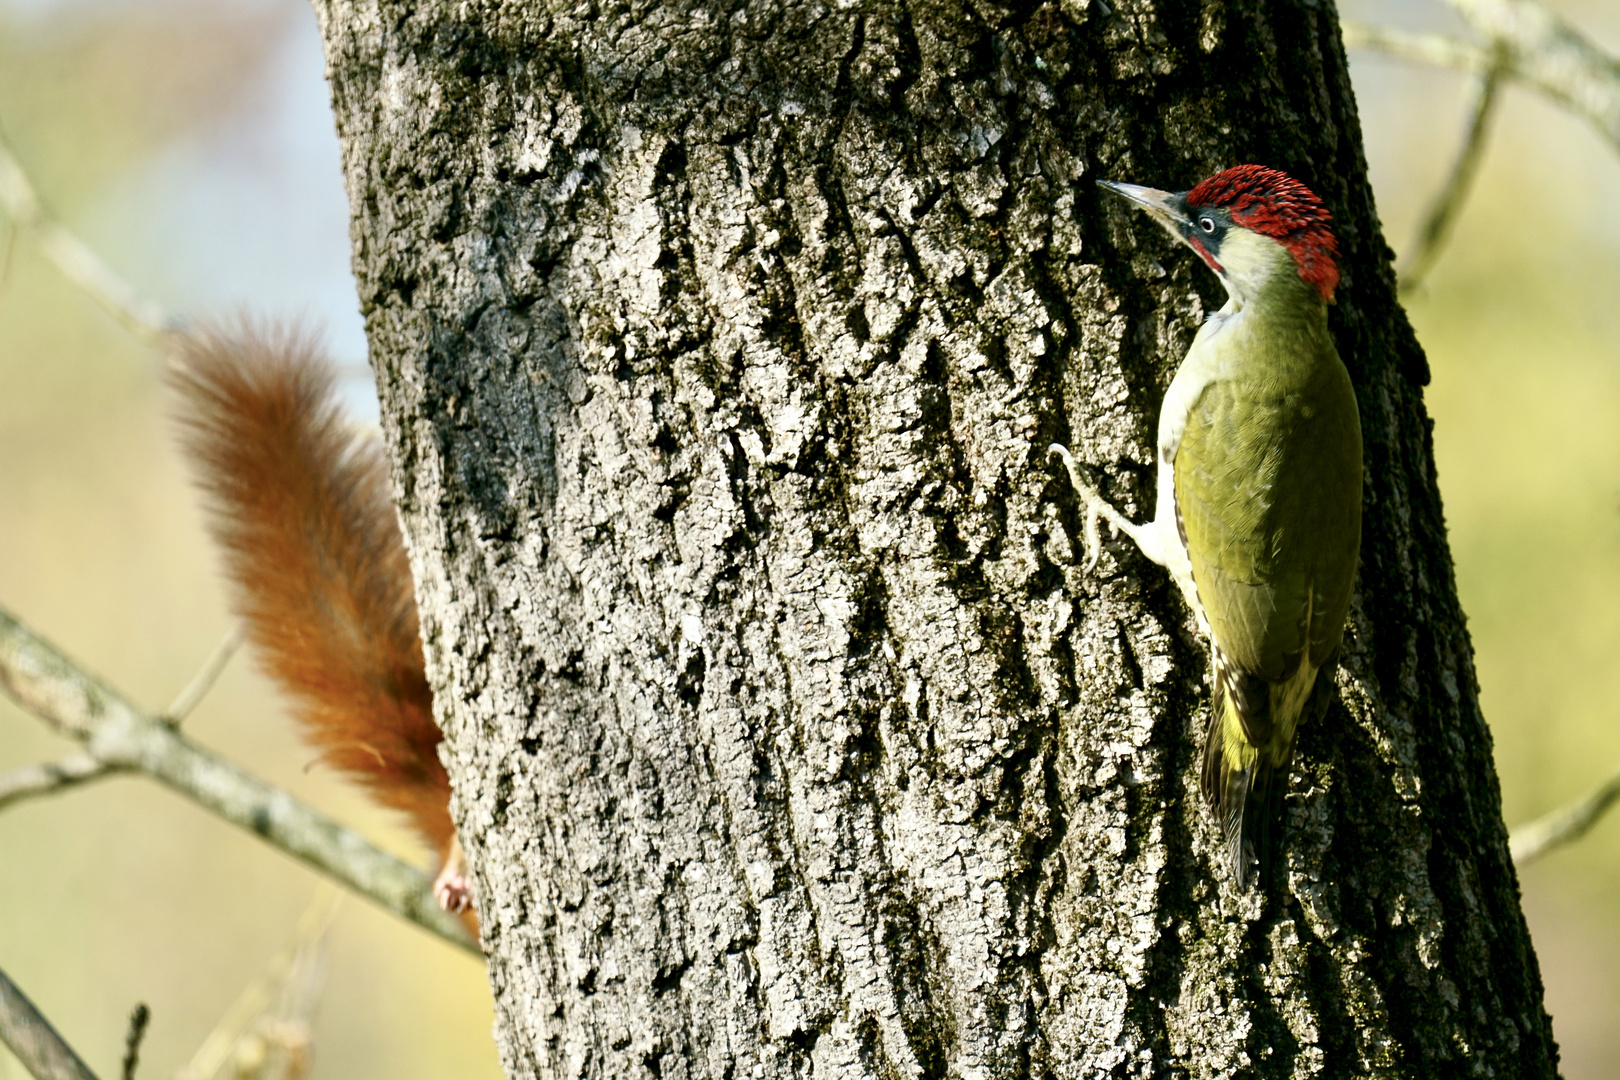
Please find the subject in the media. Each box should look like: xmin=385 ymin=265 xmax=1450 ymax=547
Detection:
xmin=169 ymin=322 xmax=471 ymax=919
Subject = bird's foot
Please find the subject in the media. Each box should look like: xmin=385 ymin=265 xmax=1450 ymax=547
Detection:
xmin=1048 ymin=443 xmax=1136 ymax=573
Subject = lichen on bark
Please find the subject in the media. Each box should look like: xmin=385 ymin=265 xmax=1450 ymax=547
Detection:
xmin=313 ymin=0 xmax=1559 ymax=1076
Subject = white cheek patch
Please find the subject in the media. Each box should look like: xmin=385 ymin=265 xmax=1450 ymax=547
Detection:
xmin=1206 ymin=228 xmax=1297 ymax=303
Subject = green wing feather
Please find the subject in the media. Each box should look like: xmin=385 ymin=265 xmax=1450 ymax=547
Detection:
xmin=1174 ymin=324 xmax=1361 ymax=883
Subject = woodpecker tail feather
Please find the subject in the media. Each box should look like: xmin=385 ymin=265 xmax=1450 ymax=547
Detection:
xmin=1201 ymin=657 xmax=1337 ymax=887
xmin=1201 ymin=705 xmax=1260 ymax=887
xmin=1200 ymin=716 xmax=1290 ymax=888
xmin=168 ymin=323 xmax=457 ymax=866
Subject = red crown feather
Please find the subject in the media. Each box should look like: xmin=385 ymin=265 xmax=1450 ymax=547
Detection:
xmin=1186 ymin=165 xmax=1340 ymax=301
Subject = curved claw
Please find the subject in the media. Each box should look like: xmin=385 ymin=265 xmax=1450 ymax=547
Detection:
xmin=1048 ymin=443 xmax=1123 ymax=573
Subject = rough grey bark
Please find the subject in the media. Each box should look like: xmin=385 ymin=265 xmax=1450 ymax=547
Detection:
xmin=312 ymin=1 xmax=1558 ymax=1076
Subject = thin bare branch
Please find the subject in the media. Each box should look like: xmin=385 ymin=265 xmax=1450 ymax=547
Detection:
xmin=0 ymin=965 xmax=101 ymax=1080
xmin=0 ymin=605 xmax=477 ymax=954
xmin=0 ymin=219 xmax=17 ymax=302
xmin=1400 ymin=56 xmax=1506 ymax=294
xmin=176 ymin=888 xmax=341 ymax=1080
xmin=1334 ymin=21 xmax=1483 ymax=75
xmin=1443 ymin=0 xmax=1620 ymax=151
xmin=0 ymin=126 xmax=181 ymax=348
xmin=161 ymin=624 xmax=247 ymax=726
xmin=0 ymin=753 xmax=118 ymax=812
xmin=1510 ymin=764 xmax=1620 ymax=866
xmin=1341 ymin=21 xmax=1491 ymax=74
xmin=120 ymin=1005 xmax=149 ymax=1080
xmin=1342 ymin=4 xmax=1620 ymax=153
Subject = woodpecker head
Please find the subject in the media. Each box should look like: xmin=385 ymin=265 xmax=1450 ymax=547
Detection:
xmin=1098 ymin=164 xmax=1339 ymax=305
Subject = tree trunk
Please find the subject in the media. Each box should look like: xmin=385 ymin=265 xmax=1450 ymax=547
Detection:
xmin=312 ymin=1 xmax=1559 ymax=1076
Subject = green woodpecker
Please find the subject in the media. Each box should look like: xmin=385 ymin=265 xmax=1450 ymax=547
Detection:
xmin=1052 ymin=165 xmax=1362 ymax=886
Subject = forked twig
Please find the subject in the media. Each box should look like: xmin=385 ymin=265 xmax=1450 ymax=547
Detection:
xmin=0 ymin=604 xmax=476 ymax=954
xmin=162 ymin=624 xmax=247 ymax=725
xmin=1342 ymin=0 xmax=1620 ymax=152
xmin=0 ymin=753 xmax=118 ymax=812
xmin=0 ymin=625 xmax=249 ymax=809
xmin=1442 ymin=0 xmax=1620 ymax=150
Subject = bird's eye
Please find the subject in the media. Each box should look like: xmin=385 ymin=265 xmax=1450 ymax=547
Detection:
xmin=1199 ymin=216 xmax=1217 ymax=234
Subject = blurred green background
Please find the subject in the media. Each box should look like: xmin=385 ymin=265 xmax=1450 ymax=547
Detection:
xmin=0 ymin=0 xmax=1617 ymax=1076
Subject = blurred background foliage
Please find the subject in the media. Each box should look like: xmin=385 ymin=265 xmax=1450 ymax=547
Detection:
xmin=0 ymin=0 xmax=1616 ymax=1076
xmin=0 ymin=0 xmax=500 ymax=1077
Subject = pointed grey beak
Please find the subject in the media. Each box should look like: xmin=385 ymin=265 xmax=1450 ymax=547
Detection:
xmin=1097 ymin=179 xmax=1192 ymax=232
